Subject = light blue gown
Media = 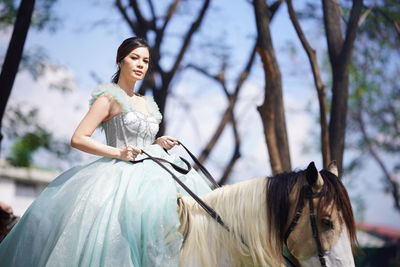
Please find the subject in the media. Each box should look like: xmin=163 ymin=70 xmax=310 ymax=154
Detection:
xmin=0 ymin=83 xmax=212 ymax=267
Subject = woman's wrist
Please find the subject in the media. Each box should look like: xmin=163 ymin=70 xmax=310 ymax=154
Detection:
xmin=113 ymin=148 xmax=122 ymax=160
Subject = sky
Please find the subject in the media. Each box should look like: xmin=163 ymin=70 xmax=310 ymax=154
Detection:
xmin=1 ymin=0 xmax=399 ymax=227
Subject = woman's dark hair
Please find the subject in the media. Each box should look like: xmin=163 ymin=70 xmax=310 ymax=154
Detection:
xmin=111 ymin=37 xmax=150 ymax=83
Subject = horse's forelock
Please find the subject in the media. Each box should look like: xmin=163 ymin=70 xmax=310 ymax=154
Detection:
xmin=318 ymin=170 xmax=357 ymax=245
xmin=266 ymin=170 xmax=308 ymax=255
xmin=265 ymin=168 xmax=357 ymax=256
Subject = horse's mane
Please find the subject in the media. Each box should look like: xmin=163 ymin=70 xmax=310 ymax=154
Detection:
xmin=180 ymin=178 xmax=282 ymax=266
xmin=266 ymin=169 xmax=357 ymax=259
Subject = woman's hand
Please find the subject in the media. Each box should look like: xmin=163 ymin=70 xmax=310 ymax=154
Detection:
xmin=153 ymin=136 xmax=179 ymax=150
xmin=119 ymin=145 xmax=142 ymax=161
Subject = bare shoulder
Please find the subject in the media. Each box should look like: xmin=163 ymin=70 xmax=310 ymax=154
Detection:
xmin=92 ymin=93 xmax=123 ymax=119
xmin=91 ymin=93 xmax=114 ymax=107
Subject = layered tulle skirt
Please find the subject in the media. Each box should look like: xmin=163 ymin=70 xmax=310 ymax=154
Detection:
xmin=0 ymin=144 xmax=212 ymax=267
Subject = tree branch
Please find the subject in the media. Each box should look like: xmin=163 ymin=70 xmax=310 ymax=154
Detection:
xmin=129 ymin=0 xmax=149 ymax=36
xmin=167 ymin=0 xmax=211 ymax=81
xmin=146 ymin=0 xmax=157 ymax=29
xmin=218 ymin=111 xmax=241 ymax=185
xmin=286 ymin=0 xmax=331 ymax=167
xmin=369 ymin=5 xmax=400 ymax=41
xmin=115 ymin=0 xmax=138 ymax=34
xmin=195 ymin=43 xmax=257 ymax=165
xmin=356 ymin=100 xmax=400 ymax=211
xmin=159 ymin=0 xmax=181 ymax=39
xmin=340 ymin=0 xmax=363 ymax=68
xmin=322 ymin=0 xmax=344 ymax=66
xmin=186 ymin=63 xmax=229 ymax=97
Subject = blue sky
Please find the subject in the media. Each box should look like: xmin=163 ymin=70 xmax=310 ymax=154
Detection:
xmin=2 ymin=0 xmax=400 ymax=227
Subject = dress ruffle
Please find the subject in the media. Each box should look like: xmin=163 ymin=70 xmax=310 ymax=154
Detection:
xmin=143 ymin=95 xmax=162 ymax=123
xmin=90 ymin=83 xmax=132 ymax=113
xmin=89 ymin=83 xmax=163 ymax=123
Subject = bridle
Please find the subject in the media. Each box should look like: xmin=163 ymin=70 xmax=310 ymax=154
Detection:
xmin=283 ymin=186 xmax=327 ymax=267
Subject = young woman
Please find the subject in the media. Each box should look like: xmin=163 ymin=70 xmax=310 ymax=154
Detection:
xmin=0 ymin=37 xmax=212 ymax=267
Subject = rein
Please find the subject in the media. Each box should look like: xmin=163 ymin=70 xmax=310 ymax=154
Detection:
xmin=283 ymin=186 xmax=327 ymax=267
xmin=131 ymin=142 xmax=229 ymax=232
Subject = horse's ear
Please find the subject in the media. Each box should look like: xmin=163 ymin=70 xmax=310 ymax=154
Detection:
xmin=306 ymin=162 xmax=324 ymax=192
xmin=327 ymin=160 xmax=339 ymax=177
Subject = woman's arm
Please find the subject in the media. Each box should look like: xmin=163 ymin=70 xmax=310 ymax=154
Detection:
xmin=70 ymin=95 xmax=122 ymax=159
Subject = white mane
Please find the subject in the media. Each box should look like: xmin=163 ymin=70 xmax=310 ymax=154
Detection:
xmin=178 ymin=177 xmax=284 ymax=267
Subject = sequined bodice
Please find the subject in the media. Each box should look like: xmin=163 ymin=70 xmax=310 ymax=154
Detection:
xmin=90 ymin=83 xmax=163 ymax=149
xmin=103 ymin=110 xmax=159 ymax=149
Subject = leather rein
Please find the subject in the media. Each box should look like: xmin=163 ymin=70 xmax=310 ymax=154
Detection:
xmin=283 ymin=186 xmax=327 ymax=267
xmin=131 ymin=142 xmax=231 ymax=233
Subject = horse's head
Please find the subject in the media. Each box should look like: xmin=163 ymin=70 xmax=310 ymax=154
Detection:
xmin=267 ymin=161 xmax=357 ymax=267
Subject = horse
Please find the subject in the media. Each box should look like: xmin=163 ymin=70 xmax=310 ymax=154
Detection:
xmin=177 ymin=161 xmax=357 ymax=266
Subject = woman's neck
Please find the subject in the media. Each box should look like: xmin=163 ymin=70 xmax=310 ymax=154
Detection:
xmin=117 ymin=79 xmax=137 ymax=97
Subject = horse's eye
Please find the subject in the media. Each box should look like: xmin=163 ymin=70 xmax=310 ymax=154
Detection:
xmin=321 ymin=218 xmax=334 ymax=229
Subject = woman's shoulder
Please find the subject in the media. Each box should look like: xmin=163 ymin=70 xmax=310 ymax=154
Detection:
xmin=89 ymin=83 xmax=131 ymax=112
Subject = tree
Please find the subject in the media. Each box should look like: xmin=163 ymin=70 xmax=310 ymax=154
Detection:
xmin=184 ymin=2 xmax=282 ymax=184
xmin=252 ymin=0 xmax=364 ymax=175
xmin=253 ymin=0 xmax=291 ymax=175
xmin=322 ymin=0 xmax=364 ymax=175
xmin=0 ymin=0 xmax=58 ymax=150
xmin=0 ymin=0 xmax=36 ymax=148
xmin=347 ymin=0 xmax=400 ymax=211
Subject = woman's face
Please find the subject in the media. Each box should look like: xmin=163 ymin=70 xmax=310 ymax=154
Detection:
xmin=119 ymin=46 xmax=150 ymax=82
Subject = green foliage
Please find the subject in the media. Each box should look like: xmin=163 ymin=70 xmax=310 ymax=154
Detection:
xmin=3 ymin=104 xmax=72 ymax=168
xmin=7 ymin=131 xmax=50 ymax=167
xmin=361 ymin=0 xmax=400 ymax=49
xmin=0 ymin=0 xmax=62 ymax=80
xmin=0 ymin=0 xmax=59 ymax=31
xmin=0 ymin=0 xmax=17 ymax=26
xmin=345 ymin=0 xmax=400 ymax=212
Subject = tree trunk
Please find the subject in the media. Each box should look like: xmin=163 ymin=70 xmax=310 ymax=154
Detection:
xmin=322 ymin=0 xmax=363 ymax=174
xmin=329 ymin=71 xmax=349 ymax=174
xmin=253 ymin=0 xmax=291 ymax=174
xmin=0 ymin=0 xmax=36 ymax=149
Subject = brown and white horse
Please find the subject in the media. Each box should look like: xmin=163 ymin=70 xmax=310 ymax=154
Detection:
xmin=177 ymin=162 xmax=356 ymax=266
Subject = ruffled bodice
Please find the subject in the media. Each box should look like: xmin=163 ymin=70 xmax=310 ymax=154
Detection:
xmin=90 ymin=83 xmax=162 ymax=149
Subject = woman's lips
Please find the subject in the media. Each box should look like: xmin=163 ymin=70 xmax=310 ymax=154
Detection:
xmin=134 ymin=70 xmax=143 ymax=75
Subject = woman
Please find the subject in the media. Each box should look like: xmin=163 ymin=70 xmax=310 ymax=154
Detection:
xmin=0 ymin=37 xmax=212 ymax=267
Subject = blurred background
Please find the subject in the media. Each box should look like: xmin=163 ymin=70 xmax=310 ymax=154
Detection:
xmin=0 ymin=0 xmax=399 ymax=265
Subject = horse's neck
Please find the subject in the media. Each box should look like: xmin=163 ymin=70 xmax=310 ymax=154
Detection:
xmin=203 ymin=177 xmax=266 ymax=218
xmin=180 ymin=178 xmax=283 ymax=267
